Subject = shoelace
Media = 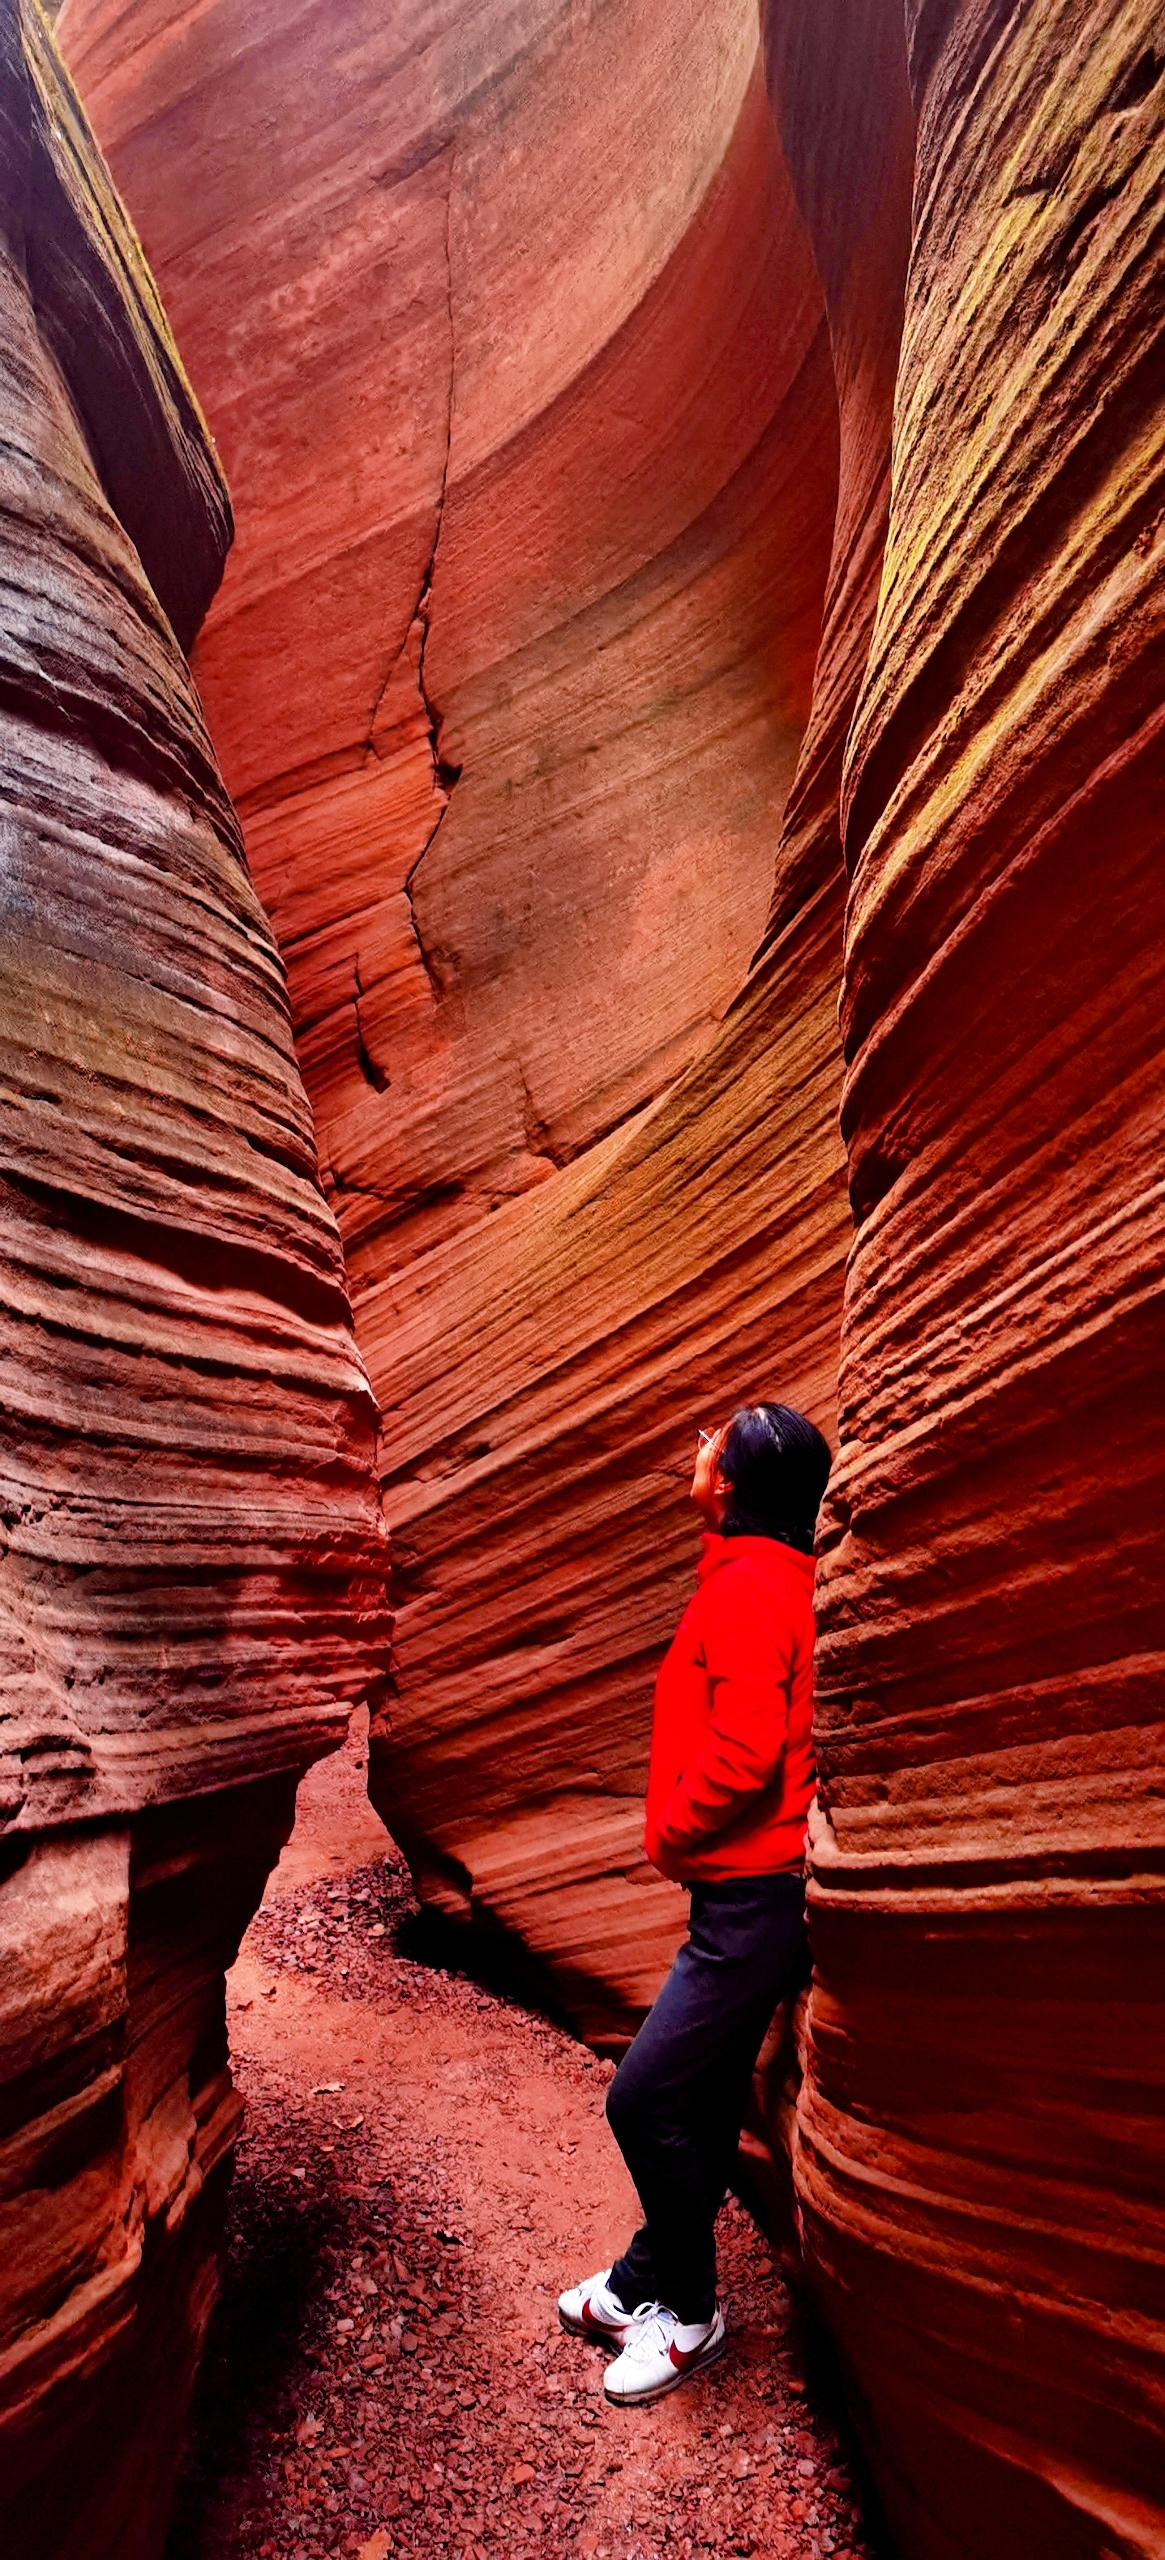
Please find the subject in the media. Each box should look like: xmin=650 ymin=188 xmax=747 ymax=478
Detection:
xmin=623 ymin=2304 xmax=673 ymax=2363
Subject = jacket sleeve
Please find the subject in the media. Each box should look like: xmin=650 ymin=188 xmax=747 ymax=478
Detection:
xmin=652 ymin=1563 xmax=795 ymax=1854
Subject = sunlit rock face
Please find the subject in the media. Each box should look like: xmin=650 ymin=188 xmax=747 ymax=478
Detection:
xmin=801 ymin=1 xmax=1165 ymax=2553
xmin=59 ymin=0 xmax=848 ymax=2038
xmin=0 ymin=13 xmax=387 ymax=2556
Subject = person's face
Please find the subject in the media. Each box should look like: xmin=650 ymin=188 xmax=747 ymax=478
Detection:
xmin=691 ymin=1421 xmax=730 ymax=1527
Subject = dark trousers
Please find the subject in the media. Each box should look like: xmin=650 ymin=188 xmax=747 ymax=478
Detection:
xmin=605 ymin=1872 xmax=808 ymax=2324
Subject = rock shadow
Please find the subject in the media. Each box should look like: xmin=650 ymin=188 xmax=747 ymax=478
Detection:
xmin=164 ymin=2172 xmax=357 ymax=2559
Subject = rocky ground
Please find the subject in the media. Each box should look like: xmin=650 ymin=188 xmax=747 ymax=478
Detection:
xmin=165 ymin=1729 xmax=886 ymax=2560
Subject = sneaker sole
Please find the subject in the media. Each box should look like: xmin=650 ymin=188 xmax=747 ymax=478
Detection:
xmin=557 ymin=2306 xmax=628 ymax=2348
xmin=604 ymin=2332 xmax=727 ymax=2406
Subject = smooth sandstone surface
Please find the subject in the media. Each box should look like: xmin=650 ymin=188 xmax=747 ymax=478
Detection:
xmin=60 ymin=0 xmax=850 ymax=2035
xmin=0 ymin=13 xmax=387 ymax=2556
xmin=802 ymin=2 xmax=1165 ymax=2555
xmin=61 ymin=0 xmax=836 ymax=1289
xmin=352 ymin=0 xmax=920 ymax=2044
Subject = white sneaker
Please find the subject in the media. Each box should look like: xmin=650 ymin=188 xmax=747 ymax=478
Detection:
xmin=603 ymin=2303 xmax=726 ymax=2405
xmin=557 ymin=2268 xmax=648 ymax=2347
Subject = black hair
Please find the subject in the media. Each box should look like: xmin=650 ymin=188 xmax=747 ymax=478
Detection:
xmin=718 ymin=1403 xmax=832 ymax=1555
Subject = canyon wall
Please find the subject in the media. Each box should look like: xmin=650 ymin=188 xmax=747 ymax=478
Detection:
xmin=59 ymin=0 xmax=851 ymax=2041
xmin=54 ymin=0 xmax=1165 ymax=2554
xmin=800 ymin=1 xmax=1165 ymax=2555
xmin=0 ymin=11 xmax=387 ymax=2556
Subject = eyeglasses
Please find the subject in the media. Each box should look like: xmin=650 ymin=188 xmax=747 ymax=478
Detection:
xmin=697 ymin=1428 xmax=715 ymax=1449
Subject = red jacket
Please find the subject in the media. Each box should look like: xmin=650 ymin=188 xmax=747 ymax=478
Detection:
xmin=644 ymin=1532 xmax=816 ymax=1882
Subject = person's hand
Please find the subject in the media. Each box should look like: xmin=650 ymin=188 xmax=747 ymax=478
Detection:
xmin=690 ymin=1421 xmax=729 ymax=1526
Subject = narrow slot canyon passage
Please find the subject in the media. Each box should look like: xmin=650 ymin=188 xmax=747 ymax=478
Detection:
xmin=167 ymin=1724 xmax=882 ymax=2560
xmin=5 ymin=6 xmax=1162 ymax=2554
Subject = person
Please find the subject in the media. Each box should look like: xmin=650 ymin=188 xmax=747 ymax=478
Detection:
xmin=558 ymin=1400 xmax=831 ymax=2407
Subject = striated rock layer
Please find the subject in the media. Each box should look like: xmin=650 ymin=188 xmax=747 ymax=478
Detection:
xmin=61 ymin=0 xmax=836 ymax=1286
xmin=0 ymin=13 xmax=387 ymax=2557
xmin=727 ymin=0 xmax=916 ymax=2234
xmin=801 ymin=1 xmax=1165 ymax=2554
xmin=60 ymin=0 xmax=850 ymax=2037
xmin=361 ymin=888 xmax=849 ymax=2041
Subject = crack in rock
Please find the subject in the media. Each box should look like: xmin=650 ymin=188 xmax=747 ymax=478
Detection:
xmin=352 ymin=956 xmax=389 ymax=1095
xmin=518 ymin=1062 xmax=567 ymax=1168
xmin=365 ymin=153 xmax=459 ymax=1019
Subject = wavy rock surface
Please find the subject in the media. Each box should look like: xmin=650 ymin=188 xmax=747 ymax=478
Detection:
xmin=0 ymin=14 xmax=387 ymax=2557
xmin=60 ymin=0 xmax=849 ymax=2039
xmin=803 ymin=2 xmax=1165 ymax=2553
xmin=61 ymin=0 xmax=836 ymax=1286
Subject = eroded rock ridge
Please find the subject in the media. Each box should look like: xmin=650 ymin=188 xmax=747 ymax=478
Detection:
xmin=802 ymin=4 xmax=1165 ymax=2553
xmin=0 ymin=13 xmax=387 ymax=2556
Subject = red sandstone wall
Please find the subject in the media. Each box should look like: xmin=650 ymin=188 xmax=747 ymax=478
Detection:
xmin=800 ymin=1 xmax=1165 ymax=2553
xmin=53 ymin=2 xmax=1165 ymax=2551
xmin=727 ymin=0 xmax=916 ymax=2234
xmin=60 ymin=0 xmax=833 ymax=1289
xmin=0 ymin=13 xmax=387 ymax=2555
xmin=60 ymin=0 xmax=848 ymax=2039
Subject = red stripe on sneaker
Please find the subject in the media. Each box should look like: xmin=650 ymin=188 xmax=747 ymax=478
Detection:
xmin=667 ymin=2337 xmax=706 ymax=2371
